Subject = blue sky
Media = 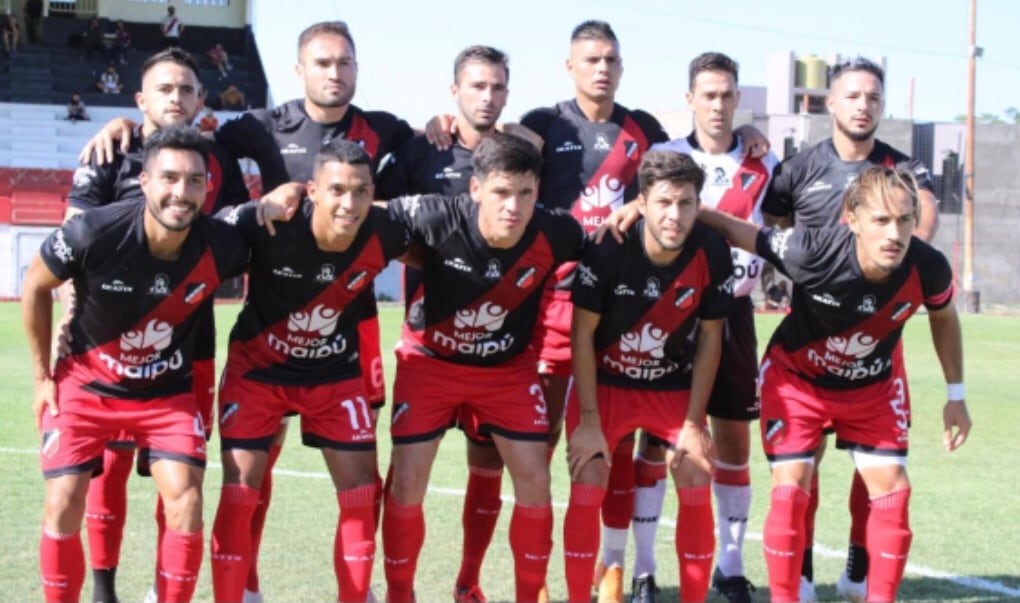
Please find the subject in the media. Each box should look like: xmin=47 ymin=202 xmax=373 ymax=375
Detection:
xmin=254 ymin=0 xmax=1020 ymax=128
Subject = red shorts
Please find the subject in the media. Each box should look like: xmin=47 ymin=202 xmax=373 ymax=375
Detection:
xmin=564 ymin=381 xmax=694 ymax=453
xmin=359 ymin=314 xmax=386 ymax=407
xmin=218 ymin=369 xmax=376 ymax=451
xmin=818 ymin=343 xmax=910 ymax=435
xmin=390 ymin=345 xmax=548 ymax=444
xmin=40 ymin=377 xmax=206 ymax=479
xmin=533 ymin=289 xmax=572 ymax=378
xmin=758 ymin=357 xmax=910 ymax=462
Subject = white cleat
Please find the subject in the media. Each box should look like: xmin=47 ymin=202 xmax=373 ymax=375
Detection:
xmin=836 ymin=571 xmax=867 ymax=603
xmin=243 ymin=589 xmax=265 ymax=603
xmin=798 ymin=576 xmax=817 ymax=603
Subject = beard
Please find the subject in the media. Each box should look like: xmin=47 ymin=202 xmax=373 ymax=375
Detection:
xmin=836 ymin=116 xmax=879 ymax=142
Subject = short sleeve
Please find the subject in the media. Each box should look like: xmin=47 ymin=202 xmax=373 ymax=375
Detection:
xmin=571 ymin=239 xmax=614 ymax=316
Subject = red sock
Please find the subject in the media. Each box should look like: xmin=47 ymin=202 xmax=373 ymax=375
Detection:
xmin=211 ymin=484 xmax=260 ymax=603
xmin=676 ymin=486 xmax=714 ymax=603
xmin=85 ymin=446 xmax=134 ymax=570
xmin=602 ymin=438 xmax=635 ymax=530
xmin=848 ymin=471 xmax=870 ymax=546
xmin=634 ymin=454 xmax=668 ymax=486
xmin=40 ymin=528 xmax=85 ymax=603
xmin=246 ymin=443 xmax=281 ymax=593
xmin=157 ymin=528 xmax=203 ymax=603
xmin=763 ymin=485 xmax=810 ymax=603
xmin=509 ymin=503 xmax=553 ymax=603
xmin=563 ymin=484 xmax=604 ymax=602
xmin=865 ymin=488 xmax=912 ymax=603
xmin=456 ymin=465 xmax=503 ymax=588
xmin=336 ymin=484 xmax=378 ymax=603
xmin=382 ymin=497 xmax=424 ymax=603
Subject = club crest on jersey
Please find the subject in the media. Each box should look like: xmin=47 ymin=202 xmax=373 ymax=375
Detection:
xmin=316 ymin=264 xmax=336 ymax=283
xmin=857 ymin=295 xmax=877 ymax=314
xmin=739 ymin=172 xmax=758 ymax=191
xmin=674 ymin=286 xmax=696 ymax=309
xmin=643 ymin=278 xmax=661 ymax=299
xmin=184 ymin=282 xmax=207 ymax=305
xmin=624 ymin=140 xmax=639 ymax=158
xmin=764 ymin=419 xmax=786 ymax=446
xmin=593 ymin=133 xmax=611 ymax=151
xmin=220 ymin=402 xmax=239 ymax=427
xmin=485 ymin=259 xmax=501 ymax=280
xmin=891 ymin=301 xmax=913 ymax=322
xmin=346 ymin=270 xmax=369 ymax=291
xmin=516 ymin=267 xmax=536 ymax=289
xmin=148 ymin=274 xmax=170 ymax=297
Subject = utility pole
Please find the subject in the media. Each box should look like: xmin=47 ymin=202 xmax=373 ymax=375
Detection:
xmin=963 ymin=0 xmax=979 ymax=312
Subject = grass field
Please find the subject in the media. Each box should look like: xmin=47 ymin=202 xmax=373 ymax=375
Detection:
xmin=1 ymin=302 xmax=1018 ymax=602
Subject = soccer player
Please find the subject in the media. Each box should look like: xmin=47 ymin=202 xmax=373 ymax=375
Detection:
xmin=700 ymin=165 xmax=970 ymax=603
xmin=381 ymin=133 xmax=586 ymax=603
xmin=563 ymin=149 xmax=733 ymax=603
xmin=23 ymin=126 xmax=250 ymax=603
xmin=63 ymin=48 xmax=255 ymax=603
xmin=636 ymin=52 xmax=778 ymax=603
xmin=760 ymin=56 xmax=938 ymax=602
xmin=209 ymin=140 xmax=409 ymax=603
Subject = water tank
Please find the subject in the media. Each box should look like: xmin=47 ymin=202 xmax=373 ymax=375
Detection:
xmin=795 ymin=55 xmax=828 ymax=89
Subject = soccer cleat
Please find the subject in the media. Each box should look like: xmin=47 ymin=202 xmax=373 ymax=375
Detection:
xmin=799 ymin=576 xmax=817 ymax=603
xmin=453 ymin=584 xmax=487 ymax=603
xmin=629 ymin=574 xmax=659 ymax=603
xmin=243 ymin=589 xmax=265 ymax=603
xmin=596 ymin=565 xmax=625 ymax=603
xmin=836 ymin=571 xmax=867 ymax=603
xmin=711 ymin=567 xmax=756 ymax=603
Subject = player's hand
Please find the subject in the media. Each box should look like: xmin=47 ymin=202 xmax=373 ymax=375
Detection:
xmin=943 ymin=401 xmax=972 ymax=451
xmin=424 ymin=114 xmax=456 ymax=150
xmin=736 ymin=124 xmax=771 ymax=159
xmin=497 ymin=123 xmax=544 ymax=152
xmin=566 ymin=417 xmax=610 ymax=481
xmin=77 ymin=117 xmax=137 ymax=165
xmin=672 ymin=421 xmax=715 ymax=474
xmin=33 ymin=376 xmax=58 ymax=431
xmin=257 ymin=182 xmax=303 ymax=235
xmin=594 ymin=200 xmax=641 ymax=244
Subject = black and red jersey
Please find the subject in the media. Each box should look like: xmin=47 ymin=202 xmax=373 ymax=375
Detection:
xmin=521 ymin=100 xmax=668 ymax=232
xmin=755 ymin=226 xmax=953 ymax=390
xmin=215 ymin=100 xmax=414 ymax=198
xmin=67 ymin=127 xmax=250 ymax=215
xmin=222 ymin=201 xmax=409 ymax=385
xmin=40 ymin=201 xmax=249 ymax=399
xmin=388 ymin=194 xmax=585 ymax=366
xmin=761 ymin=138 xmax=933 ymax=228
xmin=572 ymin=220 xmax=734 ymax=390
xmin=390 ymin=134 xmax=475 ymax=198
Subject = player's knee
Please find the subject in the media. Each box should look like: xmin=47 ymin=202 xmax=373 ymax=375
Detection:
xmin=466 ymin=442 xmax=503 ymax=470
xmin=44 ymin=478 xmax=88 ymax=532
xmin=162 ymin=486 xmax=203 ymax=532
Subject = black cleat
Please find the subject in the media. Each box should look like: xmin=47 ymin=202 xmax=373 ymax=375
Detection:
xmin=629 ymin=574 xmax=659 ymax=603
xmin=712 ymin=567 xmax=756 ymax=603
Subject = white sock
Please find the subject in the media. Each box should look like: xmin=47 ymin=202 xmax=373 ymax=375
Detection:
xmin=713 ymin=463 xmax=752 ymax=577
xmin=601 ymin=526 xmax=628 ymax=568
xmin=631 ymin=476 xmax=666 ymax=577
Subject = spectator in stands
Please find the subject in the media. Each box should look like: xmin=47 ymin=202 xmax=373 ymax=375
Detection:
xmin=82 ymin=17 xmax=103 ymax=61
xmin=765 ymin=279 xmax=791 ymax=312
xmin=2 ymin=14 xmax=19 ymax=56
xmin=218 ymin=83 xmax=246 ymax=110
xmin=96 ymin=64 xmax=123 ymax=94
xmin=66 ymin=92 xmax=90 ymax=123
xmin=113 ymin=19 xmax=131 ymax=65
xmin=207 ymin=42 xmax=233 ymax=78
xmin=161 ymin=5 xmax=184 ymax=48
xmin=198 ymin=107 xmax=219 ymax=133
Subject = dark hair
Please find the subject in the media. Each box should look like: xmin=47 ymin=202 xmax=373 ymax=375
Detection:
xmin=638 ymin=150 xmax=705 ymax=197
xmin=830 ymin=56 xmax=885 ymax=86
xmin=571 ymin=20 xmax=618 ymax=44
xmin=454 ymin=45 xmax=509 ymax=84
xmin=298 ymin=21 xmax=356 ymax=57
xmin=142 ymin=124 xmax=208 ymax=172
xmin=472 ymin=133 xmax=542 ymax=179
xmin=842 ymin=166 xmax=918 ymax=216
xmin=140 ymin=48 xmax=200 ymax=83
xmin=313 ymin=139 xmax=372 ymax=175
xmin=688 ymin=51 xmax=739 ymax=90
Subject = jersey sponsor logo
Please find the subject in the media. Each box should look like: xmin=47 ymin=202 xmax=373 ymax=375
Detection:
xmin=605 ymin=322 xmax=680 ymax=380
xmin=433 ymin=302 xmax=515 ymax=358
xmin=805 ymin=180 xmax=834 ymax=193
xmin=101 ymin=279 xmax=134 ymax=293
xmin=184 ymin=283 xmax=207 ymax=305
xmin=272 ymin=266 xmax=303 ymax=279
xmin=444 ymin=257 xmax=473 ymax=273
xmin=891 ymin=301 xmax=913 ymax=321
xmin=149 ymin=274 xmax=171 ymax=297
xmin=576 ymin=262 xmax=598 ymax=287
xmin=346 ymin=269 xmax=369 ymax=291
xmin=768 ymin=229 xmax=793 ymax=260
xmin=593 ymin=133 xmax=611 ymax=151
xmin=516 ymin=267 xmax=536 ymax=289
xmin=674 ymin=286 xmax=696 ymax=309
xmin=857 ymin=295 xmax=877 ymax=314
xmin=316 ymin=264 xmax=336 ymax=283
xmin=52 ymin=230 xmax=74 ymax=264
xmin=555 ymin=140 xmax=583 ymax=153
xmin=454 ymin=302 xmax=507 ymax=332
xmin=72 ymin=165 xmax=97 ymax=187
xmin=121 ymin=319 xmax=174 ymax=353
xmin=287 ymin=304 xmax=339 ymax=336
xmin=620 ymin=323 xmax=668 ymax=358
xmin=102 ymin=319 xmax=183 ymax=380
xmin=434 ymin=166 xmax=463 ymax=180
xmin=269 ymin=304 xmax=348 ymax=359
xmin=825 ymin=331 xmax=878 ymax=359
xmin=580 ymin=174 xmax=625 ymax=214
xmin=280 ymin=142 xmax=308 ymax=155
xmin=613 ymin=283 xmax=635 ymax=296
xmin=643 ymin=277 xmax=661 ymax=299
xmin=811 ymin=292 xmax=841 ymax=308
xmin=485 ymin=259 xmax=501 ymax=280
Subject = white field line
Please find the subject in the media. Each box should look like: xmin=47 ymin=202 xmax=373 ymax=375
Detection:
xmin=5 ymin=447 xmax=1018 ymax=598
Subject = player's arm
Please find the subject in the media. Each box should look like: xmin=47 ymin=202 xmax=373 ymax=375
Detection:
xmin=915 ymin=188 xmax=938 ymax=242
xmin=696 ymin=206 xmax=762 ymax=254
xmin=674 ymin=317 xmax=721 ymax=471
xmin=21 ymin=254 xmax=66 ymax=429
xmin=927 ymin=302 xmax=971 ymax=451
xmin=567 ymin=305 xmax=610 ymax=480
xmin=77 ymin=117 xmax=136 ymax=165
xmin=734 ymin=124 xmax=771 ymax=159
